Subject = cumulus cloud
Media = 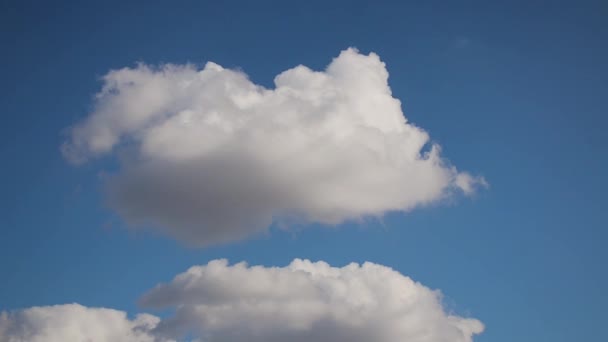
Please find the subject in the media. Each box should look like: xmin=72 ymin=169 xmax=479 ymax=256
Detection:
xmin=1 ymin=260 xmax=483 ymax=342
xmin=140 ymin=259 xmax=484 ymax=342
xmin=0 ymin=304 xmax=166 ymax=342
xmin=62 ymin=48 xmax=486 ymax=246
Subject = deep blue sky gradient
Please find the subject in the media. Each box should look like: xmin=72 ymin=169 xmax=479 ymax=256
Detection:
xmin=1 ymin=1 xmax=607 ymax=341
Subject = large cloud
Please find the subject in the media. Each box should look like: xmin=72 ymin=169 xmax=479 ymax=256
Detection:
xmin=62 ymin=48 xmax=486 ymax=246
xmin=1 ymin=260 xmax=483 ymax=342
xmin=145 ymin=259 xmax=485 ymax=342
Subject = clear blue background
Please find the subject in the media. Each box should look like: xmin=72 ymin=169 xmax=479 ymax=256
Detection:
xmin=1 ymin=1 xmax=607 ymax=341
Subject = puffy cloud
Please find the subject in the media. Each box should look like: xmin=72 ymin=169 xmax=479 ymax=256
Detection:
xmin=0 ymin=304 xmax=167 ymax=342
xmin=141 ymin=259 xmax=484 ymax=342
xmin=62 ymin=48 xmax=486 ymax=246
xmin=1 ymin=260 xmax=483 ymax=342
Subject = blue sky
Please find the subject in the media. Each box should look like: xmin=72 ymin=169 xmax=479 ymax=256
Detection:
xmin=1 ymin=1 xmax=607 ymax=341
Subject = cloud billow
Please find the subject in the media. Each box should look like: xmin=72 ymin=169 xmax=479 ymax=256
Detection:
xmin=62 ymin=48 xmax=486 ymax=246
xmin=0 ymin=304 xmax=162 ymax=342
xmin=1 ymin=259 xmax=484 ymax=342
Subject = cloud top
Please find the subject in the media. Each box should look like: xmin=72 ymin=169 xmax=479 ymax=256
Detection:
xmin=62 ymin=48 xmax=486 ymax=246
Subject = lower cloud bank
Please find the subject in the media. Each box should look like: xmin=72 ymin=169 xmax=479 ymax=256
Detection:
xmin=0 ymin=259 xmax=483 ymax=342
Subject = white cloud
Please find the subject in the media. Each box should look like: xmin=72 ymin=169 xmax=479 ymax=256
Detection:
xmin=141 ymin=259 xmax=483 ymax=342
xmin=1 ymin=260 xmax=483 ymax=342
xmin=62 ymin=48 xmax=486 ymax=246
xmin=0 ymin=304 xmax=167 ymax=342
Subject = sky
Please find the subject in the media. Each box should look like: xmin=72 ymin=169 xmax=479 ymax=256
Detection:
xmin=0 ymin=0 xmax=607 ymax=341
